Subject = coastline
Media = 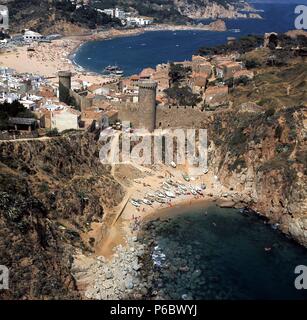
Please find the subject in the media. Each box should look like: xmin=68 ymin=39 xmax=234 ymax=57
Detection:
xmin=0 ymin=22 xmax=227 ymax=83
xmin=72 ymin=162 xmax=253 ymax=299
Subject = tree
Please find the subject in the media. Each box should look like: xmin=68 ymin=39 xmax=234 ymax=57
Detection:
xmin=169 ymin=63 xmax=191 ymax=85
xmin=164 ymin=85 xmax=202 ymax=106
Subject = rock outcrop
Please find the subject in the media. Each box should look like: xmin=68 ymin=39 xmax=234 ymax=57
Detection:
xmin=0 ymin=132 xmax=125 ymax=299
xmin=206 ymin=105 xmax=307 ymax=246
xmin=174 ymin=0 xmax=262 ymax=19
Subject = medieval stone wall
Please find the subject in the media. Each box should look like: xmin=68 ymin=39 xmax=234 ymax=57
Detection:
xmin=156 ymin=105 xmax=211 ymax=128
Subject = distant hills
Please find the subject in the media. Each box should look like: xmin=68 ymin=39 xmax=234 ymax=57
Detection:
xmin=1 ymin=0 xmax=256 ymax=34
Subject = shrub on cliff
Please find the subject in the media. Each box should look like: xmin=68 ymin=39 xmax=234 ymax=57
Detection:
xmin=164 ymin=85 xmax=202 ymax=106
xmin=46 ymin=128 xmax=60 ymax=137
xmin=0 ymin=101 xmax=36 ymax=130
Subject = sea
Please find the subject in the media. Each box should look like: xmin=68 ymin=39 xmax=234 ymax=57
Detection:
xmin=139 ymin=203 xmax=307 ymax=300
xmin=74 ymin=2 xmax=307 ymax=299
xmin=73 ymin=3 xmax=300 ymax=76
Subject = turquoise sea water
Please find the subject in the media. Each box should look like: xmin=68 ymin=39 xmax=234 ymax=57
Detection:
xmin=73 ymin=3 xmax=298 ymax=75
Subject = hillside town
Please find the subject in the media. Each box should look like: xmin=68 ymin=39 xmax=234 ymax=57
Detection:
xmin=1 ymin=27 xmax=307 ymax=140
xmin=98 ymin=7 xmax=154 ymax=27
xmin=0 ymin=46 xmax=256 ymax=139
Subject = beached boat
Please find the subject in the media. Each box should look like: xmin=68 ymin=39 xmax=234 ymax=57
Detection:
xmin=142 ymin=198 xmax=152 ymax=206
xmin=178 ymin=184 xmax=187 ymax=191
xmin=163 ymin=186 xmax=171 ymax=191
xmin=131 ymin=200 xmax=141 ymax=207
xmin=156 ymin=192 xmax=166 ymax=198
xmin=201 ymin=183 xmax=207 ymax=190
xmin=155 ymin=197 xmax=166 ymax=204
xmin=170 ymin=161 xmax=177 ymax=168
xmin=165 ymin=191 xmax=176 ymax=198
xmin=191 ymin=189 xmax=197 ymax=196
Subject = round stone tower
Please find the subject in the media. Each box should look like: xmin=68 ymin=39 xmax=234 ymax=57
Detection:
xmin=138 ymin=80 xmax=157 ymax=132
xmin=58 ymin=71 xmax=72 ymax=104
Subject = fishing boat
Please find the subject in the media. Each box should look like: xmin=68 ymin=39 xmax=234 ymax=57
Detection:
xmin=142 ymin=198 xmax=152 ymax=206
xmin=103 ymin=65 xmax=124 ymax=76
xmin=170 ymin=161 xmax=177 ymax=168
xmin=191 ymin=189 xmax=197 ymax=196
xmin=165 ymin=191 xmax=176 ymax=198
xmin=147 ymin=192 xmax=155 ymax=198
xmin=155 ymin=197 xmax=166 ymax=204
xmin=156 ymin=192 xmax=166 ymax=198
xmin=131 ymin=200 xmax=141 ymax=207
xmin=178 ymin=184 xmax=187 ymax=191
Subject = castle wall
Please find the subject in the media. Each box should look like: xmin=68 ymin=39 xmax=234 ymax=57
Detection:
xmin=68 ymin=90 xmax=93 ymax=111
xmin=116 ymin=103 xmax=211 ymax=129
xmin=116 ymin=101 xmax=144 ymax=128
xmin=155 ymin=105 xmax=211 ymax=128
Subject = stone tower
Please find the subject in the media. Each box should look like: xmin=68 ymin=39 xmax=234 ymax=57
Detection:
xmin=58 ymin=71 xmax=72 ymax=104
xmin=138 ymin=80 xmax=157 ymax=132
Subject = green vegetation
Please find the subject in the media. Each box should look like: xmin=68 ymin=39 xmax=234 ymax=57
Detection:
xmin=8 ymin=0 xmax=122 ymax=32
xmin=169 ymin=63 xmax=192 ymax=85
xmin=0 ymin=101 xmax=36 ymax=130
xmin=164 ymin=85 xmax=202 ymax=106
xmin=39 ymin=182 xmax=49 ymax=193
xmin=94 ymin=0 xmax=190 ymax=23
xmin=198 ymin=35 xmax=263 ymax=55
xmin=46 ymin=128 xmax=60 ymax=137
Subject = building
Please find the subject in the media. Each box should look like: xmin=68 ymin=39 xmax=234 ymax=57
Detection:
xmin=216 ymin=61 xmax=242 ymax=80
xmin=50 ymin=107 xmax=81 ymax=132
xmin=23 ymin=30 xmax=44 ymax=42
xmin=126 ymin=16 xmax=153 ymax=26
xmin=139 ymin=68 xmax=155 ymax=80
xmin=8 ymin=117 xmax=38 ymax=131
xmin=38 ymin=102 xmax=81 ymax=132
xmin=116 ymin=80 xmax=157 ymax=132
xmin=205 ymin=86 xmax=229 ymax=108
xmin=100 ymin=8 xmax=126 ymax=19
xmin=189 ymin=72 xmax=209 ymax=94
xmin=233 ymin=69 xmax=254 ymax=80
xmin=152 ymin=64 xmax=170 ymax=93
xmin=0 ymin=5 xmax=9 ymax=30
xmin=192 ymin=62 xmax=212 ymax=76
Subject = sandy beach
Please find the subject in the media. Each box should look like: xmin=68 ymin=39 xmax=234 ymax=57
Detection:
xmin=89 ymin=159 xmax=250 ymax=260
xmin=74 ymin=161 xmax=250 ymax=299
xmin=0 ymin=28 xmax=146 ymax=84
xmin=0 ymin=22 xmax=226 ymax=85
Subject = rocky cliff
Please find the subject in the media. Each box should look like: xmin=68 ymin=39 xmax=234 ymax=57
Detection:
xmin=207 ymin=105 xmax=307 ymax=246
xmin=0 ymin=106 xmax=305 ymax=299
xmin=0 ymin=132 xmax=124 ymax=299
xmin=0 ymin=0 xmax=261 ymax=33
xmin=174 ymin=0 xmax=262 ymax=19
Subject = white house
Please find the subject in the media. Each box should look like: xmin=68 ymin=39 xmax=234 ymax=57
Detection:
xmin=23 ymin=30 xmax=44 ymax=42
xmin=0 ymin=5 xmax=9 ymax=30
xmin=50 ymin=107 xmax=81 ymax=132
xmin=126 ymin=16 xmax=153 ymax=26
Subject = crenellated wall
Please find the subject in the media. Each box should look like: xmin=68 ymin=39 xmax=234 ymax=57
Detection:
xmin=156 ymin=104 xmax=210 ymax=128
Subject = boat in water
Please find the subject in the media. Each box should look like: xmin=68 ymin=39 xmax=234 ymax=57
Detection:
xmin=103 ymin=65 xmax=124 ymax=76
